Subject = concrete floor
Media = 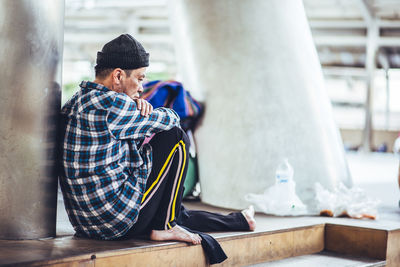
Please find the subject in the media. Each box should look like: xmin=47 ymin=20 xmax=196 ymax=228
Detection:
xmin=249 ymin=251 xmax=385 ymax=267
xmin=346 ymin=152 xmax=399 ymax=207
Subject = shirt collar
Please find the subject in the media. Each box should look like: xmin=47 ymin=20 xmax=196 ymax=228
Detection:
xmin=80 ymin=81 xmax=111 ymax=92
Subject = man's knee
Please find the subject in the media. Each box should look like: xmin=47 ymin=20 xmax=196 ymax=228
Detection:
xmin=152 ymin=127 xmax=190 ymax=147
xmin=171 ymin=127 xmax=189 ymax=146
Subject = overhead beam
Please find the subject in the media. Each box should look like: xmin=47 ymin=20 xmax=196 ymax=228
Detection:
xmin=314 ymin=36 xmax=400 ymax=47
xmin=313 ymin=36 xmax=367 ymax=46
xmin=322 ymin=66 xmax=367 ymax=77
xmin=64 ymin=32 xmax=172 ymax=45
xmin=377 ymin=19 xmax=400 ymax=28
xmin=305 ymin=9 xmax=362 ymax=19
xmin=67 ymin=0 xmax=166 ymax=10
xmin=309 ymin=19 xmax=400 ymax=29
xmin=309 ymin=20 xmax=366 ymax=29
xmin=92 ymin=0 xmax=166 ymax=8
xmin=65 ymin=20 xmax=124 ymax=29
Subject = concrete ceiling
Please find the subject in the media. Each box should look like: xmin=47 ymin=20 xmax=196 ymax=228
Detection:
xmin=64 ymin=0 xmax=400 ymax=71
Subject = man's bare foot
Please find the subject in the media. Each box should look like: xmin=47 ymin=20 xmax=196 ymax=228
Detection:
xmin=150 ymin=225 xmax=202 ymax=245
xmin=242 ymin=205 xmax=256 ymax=231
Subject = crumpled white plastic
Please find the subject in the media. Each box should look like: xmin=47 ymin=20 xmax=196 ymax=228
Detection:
xmin=245 ymin=181 xmax=379 ymax=219
xmin=244 ymin=180 xmax=308 ymax=216
xmin=314 ymin=182 xmax=379 ymax=219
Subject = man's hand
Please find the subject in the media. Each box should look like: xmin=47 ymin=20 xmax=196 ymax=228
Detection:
xmin=135 ymin=98 xmax=153 ymax=117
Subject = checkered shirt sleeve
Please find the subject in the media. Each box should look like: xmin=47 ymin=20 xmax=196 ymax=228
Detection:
xmin=107 ymin=93 xmax=180 ymax=140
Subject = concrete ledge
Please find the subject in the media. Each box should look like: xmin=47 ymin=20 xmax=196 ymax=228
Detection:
xmin=2 ymin=222 xmax=400 ymax=266
xmin=93 ymin=225 xmax=325 ymax=267
xmin=1 ymin=225 xmax=325 ymax=267
xmin=325 ymin=223 xmax=400 ymax=267
xmin=325 ymin=224 xmax=388 ymax=260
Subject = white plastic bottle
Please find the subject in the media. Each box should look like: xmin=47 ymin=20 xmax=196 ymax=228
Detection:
xmin=275 ymin=158 xmax=294 ymax=184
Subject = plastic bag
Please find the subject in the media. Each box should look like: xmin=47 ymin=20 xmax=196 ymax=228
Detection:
xmin=245 ymin=180 xmax=308 ymax=216
xmin=314 ymin=182 xmax=379 ymax=219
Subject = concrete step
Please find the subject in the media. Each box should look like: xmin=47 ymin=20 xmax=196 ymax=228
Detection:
xmin=248 ymin=251 xmax=386 ymax=267
xmin=0 ymin=224 xmax=325 ymax=266
xmin=1 ymin=222 xmax=399 ymax=266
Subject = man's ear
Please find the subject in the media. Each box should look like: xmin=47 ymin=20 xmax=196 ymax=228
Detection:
xmin=112 ymin=68 xmax=123 ymax=85
xmin=111 ymin=68 xmax=124 ymax=91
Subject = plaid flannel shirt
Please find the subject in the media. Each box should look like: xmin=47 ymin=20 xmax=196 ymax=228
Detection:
xmin=60 ymin=81 xmax=180 ymax=240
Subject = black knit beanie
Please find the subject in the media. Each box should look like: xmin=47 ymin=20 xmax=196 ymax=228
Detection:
xmin=96 ymin=34 xmax=149 ymax=69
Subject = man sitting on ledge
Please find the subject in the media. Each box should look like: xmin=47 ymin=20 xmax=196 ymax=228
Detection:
xmin=59 ymin=34 xmax=255 ymax=262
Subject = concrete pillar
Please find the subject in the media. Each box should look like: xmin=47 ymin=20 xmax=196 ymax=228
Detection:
xmin=0 ymin=0 xmax=64 ymax=239
xmin=362 ymin=21 xmax=378 ymax=152
xmin=170 ymin=0 xmax=352 ymax=210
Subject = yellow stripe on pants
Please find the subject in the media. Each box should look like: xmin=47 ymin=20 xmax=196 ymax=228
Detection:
xmin=141 ymin=142 xmax=181 ymax=203
xmin=168 ymin=141 xmax=186 ymax=226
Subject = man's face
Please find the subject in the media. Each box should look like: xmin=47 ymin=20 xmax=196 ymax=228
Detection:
xmin=121 ymin=67 xmax=147 ymax=100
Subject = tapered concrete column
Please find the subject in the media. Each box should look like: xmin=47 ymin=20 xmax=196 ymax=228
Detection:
xmin=170 ymin=0 xmax=352 ymax=210
xmin=0 ymin=0 xmax=64 ymax=239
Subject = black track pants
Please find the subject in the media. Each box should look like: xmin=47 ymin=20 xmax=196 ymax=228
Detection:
xmin=178 ymin=206 xmax=249 ymax=232
xmin=126 ymin=126 xmax=189 ymax=235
